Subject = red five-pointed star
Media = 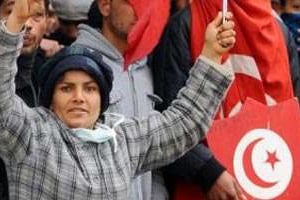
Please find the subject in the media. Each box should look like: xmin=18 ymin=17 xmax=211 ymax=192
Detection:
xmin=265 ymin=150 xmax=280 ymax=170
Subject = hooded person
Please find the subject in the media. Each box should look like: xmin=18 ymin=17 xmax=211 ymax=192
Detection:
xmin=0 ymin=0 xmax=236 ymax=199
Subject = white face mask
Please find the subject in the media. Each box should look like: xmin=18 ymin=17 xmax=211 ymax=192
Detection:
xmin=71 ymin=113 xmax=124 ymax=153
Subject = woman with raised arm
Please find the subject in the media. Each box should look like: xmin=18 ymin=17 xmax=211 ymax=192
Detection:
xmin=0 ymin=0 xmax=236 ymax=199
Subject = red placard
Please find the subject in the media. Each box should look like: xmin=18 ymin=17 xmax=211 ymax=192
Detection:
xmin=205 ymin=98 xmax=300 ymax=199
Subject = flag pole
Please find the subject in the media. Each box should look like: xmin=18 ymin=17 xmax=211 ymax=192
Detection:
xmin=222 ymin=0 xmax=228 ymax=24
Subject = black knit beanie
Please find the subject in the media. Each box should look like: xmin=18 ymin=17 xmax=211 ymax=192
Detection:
xmin=36 ymin=45 xmax=113 ymax=114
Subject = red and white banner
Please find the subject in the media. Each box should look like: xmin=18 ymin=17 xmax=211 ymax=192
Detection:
xmin=207 ymin=98 xmax=300 ymax=199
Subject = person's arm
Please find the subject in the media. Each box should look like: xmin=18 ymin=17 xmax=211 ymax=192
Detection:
xmin=0 ymin=0 xmax=43 ymax=163
xmin=122 ymin=12 xmax=235 ymax=176
xmin=150 ymin=8 xmax=246 ymax=200
xmin=127 ymin=56 xmax=233 ymax=176
xmin=151 ymin=6 xmax=226 ymax=190
xmin=151 ymin=10 xmax=226 ymax=192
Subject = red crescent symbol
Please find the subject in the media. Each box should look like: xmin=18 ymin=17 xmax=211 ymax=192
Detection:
xmin=243 ymin=138 xmax=278 ymax=188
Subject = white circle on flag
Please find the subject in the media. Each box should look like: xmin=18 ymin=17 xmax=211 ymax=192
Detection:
xmin=233 ymin=129 xmax=293 ymax=199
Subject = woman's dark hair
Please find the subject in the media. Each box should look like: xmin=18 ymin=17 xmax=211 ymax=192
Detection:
xmin=86 ymin=0 xmax=103 ymax=28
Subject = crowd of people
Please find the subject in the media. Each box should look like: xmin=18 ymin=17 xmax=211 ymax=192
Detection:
xmin=0 ymin=0 xmax=298 ymax=200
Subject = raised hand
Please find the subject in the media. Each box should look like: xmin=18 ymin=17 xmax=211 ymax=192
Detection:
xmin=7 ymin=0 xmax=44 ymax=33
xmin=201 ymin=12 xmax=236 ymax=64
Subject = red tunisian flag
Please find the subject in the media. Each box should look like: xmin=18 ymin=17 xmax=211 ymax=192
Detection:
xmin=174 ymin=99 xmax=300 ymax=200
xmin=190 ymin=0 xmax=293 ymax=117
xmin=206 ymin=98 xmax=300 ymax=199
xmin=124 ymin=0 xmax=170 ymax=70
xmin=173 ymin=0 xmax=294 ymax=199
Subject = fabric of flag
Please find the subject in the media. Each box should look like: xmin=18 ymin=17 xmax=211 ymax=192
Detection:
xmin=173 ymin=0 xmax=294 ymax=199
xmin=190 ymin=0 xmax=293 ymax=117
xmin=124 ymin=0 xmax=170 ymax=70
